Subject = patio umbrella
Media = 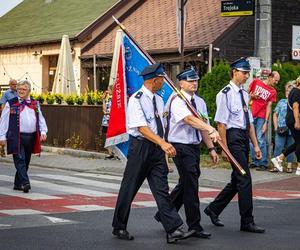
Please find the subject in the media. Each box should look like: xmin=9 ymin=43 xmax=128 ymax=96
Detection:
xmin=52 ymin=35 xmax=77 ymax=95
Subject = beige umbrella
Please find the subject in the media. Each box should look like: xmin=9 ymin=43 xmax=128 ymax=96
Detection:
xmin=52 ymin=35 xmax=77 ymax=95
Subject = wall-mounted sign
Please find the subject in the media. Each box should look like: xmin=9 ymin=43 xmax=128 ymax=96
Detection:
xmin=221 ymin=0 xmax=254 ymax=17
xmin=292 ymin=25 xmax=300 ymax=60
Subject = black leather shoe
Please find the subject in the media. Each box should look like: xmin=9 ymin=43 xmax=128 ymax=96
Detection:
xmin=189 ymin=229 xmax=211 ymax=238
xmin=204 ymin=207 xmax=224 ymax=227
xmin=240 ymin=223 xmax=265 ymax=233
xmin=112 ymin=229 xmax=134 ymax=240
xmin=13 ymin=185 xmax=23 ymax=191
xmin=22 ymin=184 xmax=31 ymax=193
xmin=154 ymin=213 xmax=161 ymax=223
xmin=166 ymin=227 xmax=193 ymax=244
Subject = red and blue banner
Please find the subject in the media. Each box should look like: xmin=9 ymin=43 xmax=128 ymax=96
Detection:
xmin=105 ymin=31 xmax=174 ymax=159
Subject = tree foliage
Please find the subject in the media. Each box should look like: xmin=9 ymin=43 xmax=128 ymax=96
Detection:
xmin=198 ymin=62 xmax=230 ymax=125
xmin=198 ymin=61 xmax=300 ymax=125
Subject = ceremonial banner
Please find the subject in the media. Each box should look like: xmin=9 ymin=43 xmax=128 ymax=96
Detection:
xmin=105 ymin=30 xmax=174 ymax=159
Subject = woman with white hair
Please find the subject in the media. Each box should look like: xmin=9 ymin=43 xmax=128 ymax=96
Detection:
xmin=0 ymin=80 xmax=48 ymax=192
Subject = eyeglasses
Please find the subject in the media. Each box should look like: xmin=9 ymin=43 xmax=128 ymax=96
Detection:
xmin=17 ymin=88 xmax=28 ymax=91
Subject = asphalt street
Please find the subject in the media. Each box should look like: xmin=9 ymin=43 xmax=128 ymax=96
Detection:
xmin=0 ymin=162 xmax=299 ymax=250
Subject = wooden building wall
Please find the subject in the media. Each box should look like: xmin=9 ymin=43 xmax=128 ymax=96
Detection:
xmin=215 ymin=0 xmax=300 ymax=64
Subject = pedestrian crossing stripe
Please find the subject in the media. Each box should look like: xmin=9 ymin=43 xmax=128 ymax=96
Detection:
xmin=0 ymin=173 xmax=300 ymax=217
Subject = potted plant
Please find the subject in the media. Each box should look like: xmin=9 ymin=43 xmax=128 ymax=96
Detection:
xmin=46 ymin=93 xmax=55 ymax=104
xmin=75 ymin=95 xmax=85 ymax=105
xmin=54 ymin=93 xmax=64 ymax=104
xmin=65 ymin=94 xmax=75 ymax=105
xmin=86 ymin=91 xmax=96 ymax=105
xmin=36 ymin=94 xmax=45 ymax=104
xmin=95 ymin=91 xmax=103 ymax=105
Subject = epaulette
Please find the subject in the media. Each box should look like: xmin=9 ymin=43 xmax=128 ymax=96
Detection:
xmin=135 ymin=91 xmax=143 ymax=99
xmin=222 ymin=86 xmax=231 ymax=94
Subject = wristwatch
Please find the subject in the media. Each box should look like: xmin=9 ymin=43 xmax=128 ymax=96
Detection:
xmin=208 ymin=147 xmax=216 ymax=153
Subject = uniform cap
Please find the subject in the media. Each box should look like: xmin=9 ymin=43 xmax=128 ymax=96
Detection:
xmin=230 ymin=58 xmax=251 ymax=72
xmin=140 ymin=63 xmax=165 ymax=80
xmin=176 ymin=66 xmax=199 ymax=81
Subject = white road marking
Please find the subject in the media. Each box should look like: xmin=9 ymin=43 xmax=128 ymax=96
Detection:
xmin=0 ymin=175 xmax=116 ymax=197
xmin=0 ymin=209 xmax=45 ymax=216
xmin=254 ymin=196 xmax=282 ymax=200
xmin=33 ymin=174 xmax=152 ymax=194
xmin=0 ymin=187 xmax=62 ymax=200
xmin=132 ymin=201 xmax=157 ymax=207
xmin=64 ymin=205 xmax=113 ymax=211
xmin=44 ymin=216 xmax=74 ymax=224
xmin=74 ymin=173 xmax=123 ymax=181
xmin=287 ymin=194 xmax=300 ymax=197
xmin=74 ymin=173 xmax=221 ymax=192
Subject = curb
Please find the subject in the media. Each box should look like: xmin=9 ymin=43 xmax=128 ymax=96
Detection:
xmin=42 ymin=146 xmax=107 ymax=159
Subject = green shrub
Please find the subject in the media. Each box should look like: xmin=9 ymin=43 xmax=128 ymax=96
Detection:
xmin=95 ymin=91 xmax=103 ymax=105
xmin=65 ymin=95 xmax=75 ymax=105
xmin=198 ymin=61 xmax=230 ymax=125
xmin=36 ymin=94 xmax=45 ymax=104
xmin=65 ymin=133 xmax=83 ymax=149
xmin=46 ymin=94 xmax=55 ymax=104
xmin=75 ymin=95 xmax=85 ymax=105
xmin=86 ymin=91 xmax=96 ymax=105
xmin=272 ymin=62 xmax=300 ymax=101
xmin=54 ymin=94 xmax=64 ymax=104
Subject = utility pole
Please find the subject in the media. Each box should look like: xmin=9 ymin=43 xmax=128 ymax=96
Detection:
xmin=179 ymin=0 xmax=188 ymax=71
xmin=207 ymin=43 xmax=213 ymax=73
xmin=256 ymin=0 xmax=272 ymax=70
xmin=93 ymin=54 xmax=97 ymax=91
xmin=255 ymin=0 xmax=273 ymax=158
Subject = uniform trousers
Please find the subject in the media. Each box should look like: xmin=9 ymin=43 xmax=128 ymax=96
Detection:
xmin=169 ymin=143 xmax=202 ymax=231
xmin=112 ymin=136 xmax=183 ymax=233
xmin=208 ymin=128 xmax=254 ymax=225
xmin=13 ymin=132 xmax=35 ymax=187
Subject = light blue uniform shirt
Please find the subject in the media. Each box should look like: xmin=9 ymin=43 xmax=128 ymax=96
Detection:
xmin=127 ymin=85 xmax=164 ymax=137
xmin=215 ymin=81 xmax=253 ymax=129
xmin=167 ymin=90 xmax=208 ymax=144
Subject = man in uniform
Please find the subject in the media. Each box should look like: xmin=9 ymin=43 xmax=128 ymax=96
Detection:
xmin=153 ymin=66 xmax=220 ymax=239
xmin=204 ymin=58 xmax=265 ymax=233
xmin=112 ymin=63 xmax=192 ymax=243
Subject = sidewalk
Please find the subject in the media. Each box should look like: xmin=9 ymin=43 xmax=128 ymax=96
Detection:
xmin=0 ymin=146 xmax=293 ymax=188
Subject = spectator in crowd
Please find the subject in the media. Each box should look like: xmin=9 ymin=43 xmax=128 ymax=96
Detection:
xmin=249 ymin=71 xmax=279 ymax=171
xmin=0 ymin=79 xmax=18 ymax=105
xmin=0 ymin=80 xmax=48 ymax=193
xmin=271 ymin=76 xmax=300 ymax=175
xmin=102 ymin=85 xmax=114 ymax=159
xmin=270 ymin=82 xmax=295 ymax=173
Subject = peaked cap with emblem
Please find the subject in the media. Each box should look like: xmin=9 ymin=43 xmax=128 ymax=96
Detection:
xmin=230 ymin=58 xmax=251 ymax=72
xmin=140 ymin=63 xmax=165 ymax=80
xmin=176 ymin=66 xmax=199 ymax=81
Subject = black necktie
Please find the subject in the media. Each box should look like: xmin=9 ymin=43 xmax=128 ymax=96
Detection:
xmin=153 ymin=96 xmax=164 ymax=138
xmin=191 ymin=97 xmax=200 ymax=141
xmin=239 ymin=89 xmax=250 ymax=130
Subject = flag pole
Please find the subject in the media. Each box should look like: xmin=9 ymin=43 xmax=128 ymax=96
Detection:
xmin=112 ymin=16 xmax=246 ymax=176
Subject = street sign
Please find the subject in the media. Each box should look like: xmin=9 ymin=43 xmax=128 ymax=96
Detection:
xmin=292 ymin=49 xmax=300 ymax=60
xmin=221 ymin=0 xmax=254 ymax=17
xmin=292 ymin=26 xmax=300 ymax=60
